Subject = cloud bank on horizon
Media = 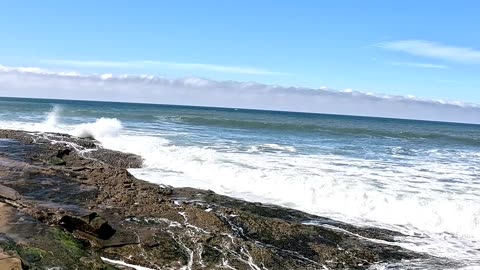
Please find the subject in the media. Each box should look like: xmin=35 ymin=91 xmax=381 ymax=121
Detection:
xmin=42 ymin=59 xmax=290 ymax=76
xmin=0 ymin=64 xmax=479 ymax=124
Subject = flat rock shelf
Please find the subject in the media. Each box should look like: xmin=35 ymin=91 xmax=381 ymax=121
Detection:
xmin=0 ymin=129 xmax=442 ymax=269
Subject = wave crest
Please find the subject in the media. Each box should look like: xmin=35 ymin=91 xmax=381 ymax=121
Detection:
xmin=44 ymin=105 xmax=61 ymax=127
xmin=72 ymin=118 xmax=122 ymax=139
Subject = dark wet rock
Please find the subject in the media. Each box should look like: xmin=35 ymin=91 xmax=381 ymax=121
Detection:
xmin=58 ymin=212 xmax=116 ymax=240
xmin=0 ymin=129 xmax=440 ymax=270
xmin=0 ymin=202 xmax=116 ymax=270
xmin=56 ymin=148 xmax=71 ymax=158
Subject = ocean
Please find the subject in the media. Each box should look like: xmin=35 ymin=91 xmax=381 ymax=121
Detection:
xmin=1 ymin=96 xmax=479 ymax=269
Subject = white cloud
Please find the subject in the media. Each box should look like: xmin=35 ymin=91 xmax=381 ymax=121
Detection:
xmin=0 ymin=65 xmax=479 ymax=124
xmin=391 ymin=61 xmax=449 ymax=69
xmin=42 ymin=59 xmax=289 ymax=75
xmin=0 ymin=64 xmax=80 ymax=76
xmin=378 ymin=40 xmax=480 ymax=63
xmin=100 ymin=73 xmax=113 ymax=80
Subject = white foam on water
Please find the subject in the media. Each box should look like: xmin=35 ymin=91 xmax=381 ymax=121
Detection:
xmin=0 ymin=106 xmax=124 ymax=142
xmin=98 ymin=133 xmax=480 ymax=266
xmin=0 ymin=105 xmax=65 ymax=133
xmin=2 ymin=109 xmax=480 ymax=268
xmin=101 ymin=257 xmax=157 ymax=270
xmin=72 ymin=117 xmax=122 ymax=139
xmin=43 ymin=104 xmax=61 ymax=128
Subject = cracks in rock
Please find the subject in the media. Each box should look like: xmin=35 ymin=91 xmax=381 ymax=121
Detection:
xmin=219 ymin=258 xmax=237 ymax=270
xmin=212 ymin=211 xmax=266 ymax=270
xmin=215 ymin=211 xmax=329 ymax=269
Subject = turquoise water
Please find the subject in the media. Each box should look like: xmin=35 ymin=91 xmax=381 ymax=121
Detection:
xmin=1 ymin=96 xmax=480 ymax=268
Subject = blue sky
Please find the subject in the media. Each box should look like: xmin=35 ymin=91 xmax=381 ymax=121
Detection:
xmin=0 ymin=0 xmax=479 ymax=104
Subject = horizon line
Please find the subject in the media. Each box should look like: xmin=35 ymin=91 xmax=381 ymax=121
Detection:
xmin=1 ymin=95 xmax=478 ymax=126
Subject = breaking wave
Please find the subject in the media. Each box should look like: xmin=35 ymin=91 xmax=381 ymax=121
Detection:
xmin=0 ymin=105 xmax=122 ymax=141
xmin=72 ymin=118 xmax=123 ymax=139
xmin=1 ymin=103 xmax=480 ymax=268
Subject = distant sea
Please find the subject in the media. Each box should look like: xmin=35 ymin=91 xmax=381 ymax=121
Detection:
xmin=1 ymin=96 xmax=479 ymax=269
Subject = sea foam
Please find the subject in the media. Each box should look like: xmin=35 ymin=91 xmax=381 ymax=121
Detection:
xmin=99 ymin=134 xmax=480 ymax=265
xmin=2 ymin=105 xmax=480 ymax=268
xmin=1 ymin=105 xmax=123 ymax=141
xmin=72 ymin=117 xmax=123 ymax=139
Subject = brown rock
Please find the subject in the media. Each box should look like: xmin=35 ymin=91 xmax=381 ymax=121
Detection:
xmin=0 ymin=253 xmax=23 ymax=270
xmin=0 ymin=184 xmax=20 ymax=201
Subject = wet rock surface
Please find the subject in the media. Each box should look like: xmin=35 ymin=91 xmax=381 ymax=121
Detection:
xmin=0 ymin=129 xmax=436 ymax=269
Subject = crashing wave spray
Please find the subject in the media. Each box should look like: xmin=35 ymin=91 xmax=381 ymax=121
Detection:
xmin=28 ymin=104 xmax=64 ymax=132
xmin=72 ymin=118 xmax=123 ymax=139
xmin=44 ymin=105 xmax=61 ymax=127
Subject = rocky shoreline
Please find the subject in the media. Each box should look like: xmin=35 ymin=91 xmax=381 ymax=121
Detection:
xmin=0 ymin=129 xmax=431 ymax=269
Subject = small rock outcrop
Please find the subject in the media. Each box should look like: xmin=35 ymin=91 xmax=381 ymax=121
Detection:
xmin=0 ymin=252 xmax=23 ymax=270
xmin=0 ymin=184 xmax=20 ymax=201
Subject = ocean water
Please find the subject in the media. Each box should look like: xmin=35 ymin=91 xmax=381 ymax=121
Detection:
xmin=1 ymin=96 xmax=479 ymax=269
